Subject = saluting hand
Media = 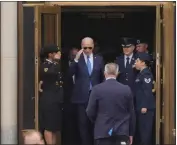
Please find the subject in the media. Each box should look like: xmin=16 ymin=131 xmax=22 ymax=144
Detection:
xmin=54 ymin=51 xmax=61 ymax=60
xmin=75 ymin=49 xmax=83 ymax=61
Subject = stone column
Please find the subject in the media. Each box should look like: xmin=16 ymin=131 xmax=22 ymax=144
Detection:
xmin=1 ymin=2 xmax=17 ymax=144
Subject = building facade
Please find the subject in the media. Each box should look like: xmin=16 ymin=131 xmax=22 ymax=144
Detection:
xmin=0 ymin=1 xmax=175 ymax=144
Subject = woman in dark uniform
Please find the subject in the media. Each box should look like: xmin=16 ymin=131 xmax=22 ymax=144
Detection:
xmin=39 ymin=44 xmax=63 ymax=144
xmin=134 ymin=52 xmax=155 ymax=145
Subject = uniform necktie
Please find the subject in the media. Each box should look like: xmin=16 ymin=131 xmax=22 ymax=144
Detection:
xmin=126 ymin=57 xmax=131 ymax=68
xmin=87 ymin=56 xmax=92 ymax=90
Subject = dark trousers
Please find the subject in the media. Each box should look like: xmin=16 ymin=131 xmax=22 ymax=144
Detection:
xmin=95 ymin=135 xmax=129 ymax=145
xmin=136 ymin=110 xmax=154 ymax=145
xmin=62 ymin=103 xmax=80 ymax=145
xmin=77 ymin=103 xmax=93 ymax=145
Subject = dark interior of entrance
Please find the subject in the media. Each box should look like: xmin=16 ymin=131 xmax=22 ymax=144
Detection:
xmin=61 ymin=6 xmax=156 ymax=63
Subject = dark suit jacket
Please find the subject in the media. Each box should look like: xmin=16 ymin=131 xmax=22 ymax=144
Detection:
xmin=115 ymin=54 xmax=138 ymax=95
xmin=63 ymin=61 xmax=75 ymax=103
xmin=86 ymin=79 xmax=135 ymax=139
xmin=69 ymin=53 xmax=104 ymax=104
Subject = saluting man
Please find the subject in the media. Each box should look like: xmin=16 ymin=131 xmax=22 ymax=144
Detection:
xmin=134 ymin=52 xmax=156 ymax=145
xmin=39 ymin=44 xmax=63 ymax=145
xmin=69 ymin=37 xmax=104 ymax=145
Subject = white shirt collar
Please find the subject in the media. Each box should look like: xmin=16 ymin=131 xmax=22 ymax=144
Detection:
xmin=124 ymin=53 xmax=133 ymax=60
xmin=106 ymin=77 xmax=116 ymax=80
xmin=83 ymin=52 xmax=93 ymax=58
xmin=124 ymin=53 xmax=133 ymax=67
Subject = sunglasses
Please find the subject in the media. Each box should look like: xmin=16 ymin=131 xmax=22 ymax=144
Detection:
xmin=83 ymin=47 xmax=92 ymax=50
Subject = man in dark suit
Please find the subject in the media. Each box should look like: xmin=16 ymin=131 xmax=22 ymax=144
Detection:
xmin=69 ymin=37 xmax=104 ymax=145
xmin=86 ymin=63 xmax=136 ymax=145
xmin=63 ymin=47 xmax=79 ymax=145
xmin=64 ymin=47 xmax=79 ymax=102
xmin=115 ymin=37 xmax=138 ymax=95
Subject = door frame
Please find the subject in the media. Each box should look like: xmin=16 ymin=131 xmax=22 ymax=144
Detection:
xmin=17 ymin=2 xmax=24 ymax=144
xmin=155 ymin=5 xmax=162 ymax=144
xmin=162 ymin=3 xmax=175 ymax=144
xmin=17 ymin=1 xmax=175 ymax=144
xmin=34 ymin=5 xmax=61 ymax=130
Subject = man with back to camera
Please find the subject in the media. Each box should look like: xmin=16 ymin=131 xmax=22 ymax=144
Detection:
xmin=86 ymin=63 xmax=136 ymax=145
xmin=69 ymin=37 xmax=104 ymax=145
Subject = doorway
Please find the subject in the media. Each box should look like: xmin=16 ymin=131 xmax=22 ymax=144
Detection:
xmin=61 ymin=6 xmax=156 ymax=63
xmin=19 ymin=2 xmax=175 ymax=145
xmin=61 ymin=6 xmax=157 ymax=145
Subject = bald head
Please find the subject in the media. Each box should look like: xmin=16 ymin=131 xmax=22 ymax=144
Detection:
xmin=24 ymin=130 xmax=44 ymax=144
xmin=104 ymin=63 xmax=119 ymax=79
xmin=81 ymin=37 xmax=94 ymax=45
xmin=81 ymin=37 xmax=94 ymax=56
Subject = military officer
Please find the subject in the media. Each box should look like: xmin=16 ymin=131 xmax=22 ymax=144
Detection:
xmin=136 ymin=38 xmax=156 ymax=78
xmin=134 ymin=52 xmax=156 ymax=145
xmin=115 ymin=37 xmax=138 ymax=95
xmin=39 ymin=44 xmax=63 ymax=145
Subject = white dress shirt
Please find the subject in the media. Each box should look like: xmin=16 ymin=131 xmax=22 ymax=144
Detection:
xmin=124 ymin=53 xmax=133 ymax=67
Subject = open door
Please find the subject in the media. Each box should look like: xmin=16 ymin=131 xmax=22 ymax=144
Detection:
xmin=162 ymin=2 xmax=175 ymax=144
xmin=34 ymin=6 xmax=61 ymax=130
xmin=156 ymin=2 xmax=175 ymax=144
xmin=153 ymin=3 xmax=175 ymax=144
xmin=155 ymin=4 xmax=163 ymax=145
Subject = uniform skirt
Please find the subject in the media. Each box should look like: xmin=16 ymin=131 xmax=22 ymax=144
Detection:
xmin=39 ymin=90 xmax=63 ymax=132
